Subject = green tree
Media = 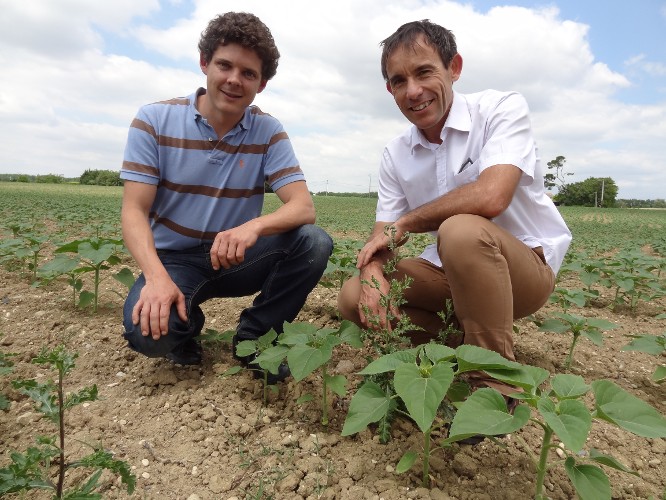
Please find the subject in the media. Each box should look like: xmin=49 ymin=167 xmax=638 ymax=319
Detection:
xmin=35 ymin=174 xmax=64 ymax=184
xmin=556 ymin=177 xmax=618 ymax=207
xmin=79 ymin=169 xmax=122 ymax=186
xmin=544 ymin=155 xmax=573 ymax=191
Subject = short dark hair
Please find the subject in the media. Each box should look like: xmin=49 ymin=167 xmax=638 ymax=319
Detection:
xmin=198 ymin=12 xmax=280 ymax=81
xmin=380 ymin=20 xmax=457 ymax=81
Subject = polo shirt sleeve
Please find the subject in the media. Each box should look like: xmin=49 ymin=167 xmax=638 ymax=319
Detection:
xmin=376 ymin=146 xmax=410 ymax=222
xmin=120 ymin=105 xmax=160 ymax=186
xmin=477 ymin=92 xmax=536 ymax=184
xmin=263 ymin=122 xmax=305 ymax=192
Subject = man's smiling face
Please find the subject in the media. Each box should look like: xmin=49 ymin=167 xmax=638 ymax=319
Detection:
xmin=200 ymin=43 xmax=267 ymax=124
xmin=385 ymin=34 xmax=462 ymax=144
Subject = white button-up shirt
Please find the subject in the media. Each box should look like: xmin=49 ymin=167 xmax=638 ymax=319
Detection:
xmin=376 ymin=90 xmax=572 ymax=274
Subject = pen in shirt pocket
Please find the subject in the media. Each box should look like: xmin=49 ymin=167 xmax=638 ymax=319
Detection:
xmin=458 ymin=157 xmax=473 ymax=173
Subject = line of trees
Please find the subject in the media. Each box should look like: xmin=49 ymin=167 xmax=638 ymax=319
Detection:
xmin=79 ymin=169 xmax=123 ymax=186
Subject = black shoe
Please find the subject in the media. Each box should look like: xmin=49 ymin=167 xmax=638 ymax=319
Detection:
xmin=165 ymin=339 xmax=202 ymax=366
xmin=232 ymin=336 xmax=291 ymax=384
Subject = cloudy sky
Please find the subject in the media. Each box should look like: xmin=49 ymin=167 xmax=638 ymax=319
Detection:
xmin=1 ymin=0 xmax=665 ymax=200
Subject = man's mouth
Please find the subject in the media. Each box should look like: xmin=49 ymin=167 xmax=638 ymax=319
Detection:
xmin=411 ymin=99 xmax=433 ymax=112
xmin=222 ymin=89 xmax=241 ymax=99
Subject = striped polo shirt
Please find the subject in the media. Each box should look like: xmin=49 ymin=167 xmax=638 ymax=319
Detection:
xmin=121 ymin=88 xmax=305 ymax=251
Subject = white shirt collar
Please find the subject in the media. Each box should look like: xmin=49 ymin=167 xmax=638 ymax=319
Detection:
xmin=408 ymin=91 xmax=471 ymax=151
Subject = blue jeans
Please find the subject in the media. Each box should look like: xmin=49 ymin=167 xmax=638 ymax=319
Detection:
xmin=123 ymin=225 xmax=333 ymax=358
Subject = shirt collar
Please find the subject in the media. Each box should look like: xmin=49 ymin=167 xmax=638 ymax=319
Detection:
xmin=409 ymin=91 xmax=471 ymax=151
xmin=191 ymin=87 xmax=251 ymax=132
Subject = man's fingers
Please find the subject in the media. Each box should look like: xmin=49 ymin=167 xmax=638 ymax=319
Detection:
xmin=210 ymin=241 xmax=221 ymax=270
xmin=176 ymin=294 xmax=188 ymax=322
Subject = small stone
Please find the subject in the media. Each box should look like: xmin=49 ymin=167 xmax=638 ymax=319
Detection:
xmin=141 ymin=459 xmax=149 ymax=467
xmin=141 ymin=472 xmax=150 ymax=479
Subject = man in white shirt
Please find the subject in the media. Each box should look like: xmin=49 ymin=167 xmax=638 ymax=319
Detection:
xmin=337 ymin=20 xmax=571 ymax=396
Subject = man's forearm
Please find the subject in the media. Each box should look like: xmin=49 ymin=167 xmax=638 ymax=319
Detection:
xmin=121 ymin=211 xmax=169 ymax=283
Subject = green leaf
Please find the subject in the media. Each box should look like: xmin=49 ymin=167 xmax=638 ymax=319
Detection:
xmin=37 ymin=254 xmax=80 ymax=276
xmin=395 ymin=451 xmax=417 ymax=474
xmin=622 ymin=335 xmax=665 ymax=355
xmin=77 ymin=241 xmax=115 ymax=265
xmin=78 ymin=291 xmax=95 ymax=309
xmin=220 ymin=366 xmax=243 ymax=378
xmin=112 ymin=268 xmax=135 ymax=289
xmin=64 ymin=385 xmax=98 ymax=410
xmin=287 ymin=344 xmax=332 ymax=382
xmin=582 ymin=329 xmax=603 ymax=346
xmin=588 ymin=449 xmax=639 ymax=476
xmin=538 ymin=318 xmax=570 ymax=334
xmin=341 ymin=381 xmax=392 ymax=436
xmin=394 ymin=363 xmax=453 ymax=433
xmin=358 ymin=349 xmax=418 ymax=375
xmin=585 ymin=318 xmax=617 ymax=331
xmin=337 ymin=320 xmax=364 ymax=348
xmin=564 ymin=457 xmax=611 ymax=500
xmin=445 ymin=388 xmax=530 ymax=443
xmin=454 ymin=344 xmax=522 ymax=373
xmin=484 ymin=364 xmax=550 ymax=393
xmin=538 ymin=398 xmax=591 ymax=452
xmin=256 ymin=330 xmax=278 ymax=351
xmin=324 ymin=374 xmax=347 ymax=397
xmin=422 ymin=343 xmax=456 ymax=364
xmin=592 ymin=380 xmax=666 ymax=437
xmin=254 ymin=345 xmax=289 ymax=375
xmin=296 ymin=394 xmax=314 ymax=404
xmin=653 ymin=365 xmax=666 ymax=383
xmin=551 ymin=374 xmax=591 ymax=400
xmin=234 ymin=340 xmax=257 ymax=358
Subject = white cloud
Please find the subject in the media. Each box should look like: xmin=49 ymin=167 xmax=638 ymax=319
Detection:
xmin=0 ymin=0 xmax=664 ymax=200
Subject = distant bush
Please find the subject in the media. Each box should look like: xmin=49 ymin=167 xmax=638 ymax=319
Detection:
xmin=80 ymin=169 xmax=123 ymax=186
xmin=35 ymin=174 xmax=64 ymax=184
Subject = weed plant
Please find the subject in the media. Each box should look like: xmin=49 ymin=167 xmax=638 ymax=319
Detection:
xmin=0 ymin=345 xmax=135 ymax=498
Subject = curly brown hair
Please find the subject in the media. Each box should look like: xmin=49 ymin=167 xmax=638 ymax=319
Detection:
xmin=198 ymin=12 xmax=280 ymax=81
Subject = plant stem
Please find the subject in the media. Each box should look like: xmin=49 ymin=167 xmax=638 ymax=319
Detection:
xmin=56 ymin=366 xmax=66 ymax=497
xmin=422 ymin=428 xmax=431 ymax=488
xmin=534 ymin=426 xmax=553 ymax=500
xmin=564 ymin=332 xmax=579 ymax=369
xmin=321 ymin=364 xmax=329 ymax=427
xmin=262 ymin=371 xmax=268 ymax=407
xmin=93 ymin=266 xmax=100 ymax=313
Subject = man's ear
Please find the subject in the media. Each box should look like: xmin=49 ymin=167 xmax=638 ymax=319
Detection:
xmin=450 ymin=53 xmax=463 ymax=83
xmin=257 ymin=80 xmax=268 ymax=93
xmin=199 ymin=53 xmax=208 ymax=74
xmin=386 ymin=82 xmax=393 ymax=94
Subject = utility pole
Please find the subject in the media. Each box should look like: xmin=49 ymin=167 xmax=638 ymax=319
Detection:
xmin=600 ymin=179 xmax=605 ymax=207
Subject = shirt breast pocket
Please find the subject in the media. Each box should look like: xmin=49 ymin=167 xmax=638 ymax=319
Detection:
xmin=453 ymin=158 xmax=480 ymax=187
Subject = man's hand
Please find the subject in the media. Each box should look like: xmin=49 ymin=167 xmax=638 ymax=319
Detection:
xmin=358 ymin=272 xmax=401 ymax=330
xmin=132 ymin=276 xmax=187 ymax=340
xmin=356 ymin=224 xmax=407 ymax=269
xmin=210 ymin=221 xmax=260 ymax=270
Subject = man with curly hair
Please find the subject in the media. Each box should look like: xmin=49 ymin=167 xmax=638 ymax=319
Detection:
xmin=120 ymin=12 xmax=332 ymax=383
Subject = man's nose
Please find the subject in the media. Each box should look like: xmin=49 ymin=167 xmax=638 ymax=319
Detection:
xmin=227 ymin=68 xmax=242 ymax=85
xmin=405 ymin=78 xmax=422 ymax=99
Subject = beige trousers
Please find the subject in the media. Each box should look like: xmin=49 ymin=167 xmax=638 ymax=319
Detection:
xmin=337 ymin=214 xmax=555 ymax=393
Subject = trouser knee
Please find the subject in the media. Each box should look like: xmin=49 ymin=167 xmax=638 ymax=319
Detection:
xmin=122 ymin=287 xmax=205 ymax=358
xmin=337 ymin=276 xmax=362 ymax=326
